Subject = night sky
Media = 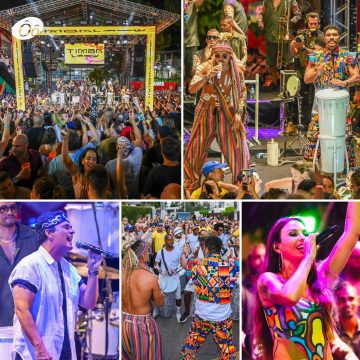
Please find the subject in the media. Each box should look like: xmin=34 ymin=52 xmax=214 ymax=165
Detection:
xmin=0 ymin=1 xmax=179 ymax=14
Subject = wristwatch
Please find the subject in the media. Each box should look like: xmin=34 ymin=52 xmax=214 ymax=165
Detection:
xmin=88 ymin=269 xmax=99 ymax=277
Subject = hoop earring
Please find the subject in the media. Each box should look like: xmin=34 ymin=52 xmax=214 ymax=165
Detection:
xmin=279 ymin=252 xmax=284 ymax=274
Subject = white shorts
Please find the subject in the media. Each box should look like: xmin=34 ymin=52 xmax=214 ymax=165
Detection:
xmin=184 ymin=279 xmax=195 ymax=293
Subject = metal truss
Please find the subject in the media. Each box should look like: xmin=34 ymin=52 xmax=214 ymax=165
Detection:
xmin=328 ymin=0 xmax=358 ymax=51
xmin=0 ymin=0 xmax=179 ymax=34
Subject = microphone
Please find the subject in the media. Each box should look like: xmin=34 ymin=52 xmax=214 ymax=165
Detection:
xmin=76 ymin=241 xmax=114 ymax=258
xmin=217 ymin=63 xmax=222 ymax=80
xmin=316 ymin=225 xmax=339 ymax=246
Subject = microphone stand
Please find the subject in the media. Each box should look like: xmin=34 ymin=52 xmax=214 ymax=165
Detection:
xmin=91 ymin=203 xmax=113 ymax=360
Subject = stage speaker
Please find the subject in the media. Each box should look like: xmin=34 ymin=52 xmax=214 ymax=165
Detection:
xmin=133 ymin=44 xmax=145 ymax=77
xmin=23 ymin=43 xmax=38 ymax=78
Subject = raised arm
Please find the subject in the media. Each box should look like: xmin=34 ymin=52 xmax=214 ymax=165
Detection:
xmin=318 ymin=202 xmax=360 ymax=277
xmin=0 ymin=113 xmax=11 ymax=156
xmin=61 ymin=131 xmax=79 ymax=177
xmin=129 ymin=114 xmax=142 ymax=148
xmin=258 ymin=235 xmax=316 ymax=307
xmin=116 ymin=156 xmax=128 ymax=199
xmin=188 ymin=61 xmax=220 ymax=94
xmin=79 ymin=251 xmax=102 ymax=309
xmin=82 ymin=115 xmax=100 ymax=143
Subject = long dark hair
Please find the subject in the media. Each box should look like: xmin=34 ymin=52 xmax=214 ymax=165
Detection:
xmin=78 ymin=148 xmax=98 ymax=175
xmin=252 ymin=217 xmax=337 ymax=359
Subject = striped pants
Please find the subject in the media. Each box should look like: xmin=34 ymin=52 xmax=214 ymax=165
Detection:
xmin=180 ymin=315 xmax=237 ymax=360
xmin=184 ymin=102 xmax=249 ymax=192
xmin=122 ymin=312 xmax=163 ymax=360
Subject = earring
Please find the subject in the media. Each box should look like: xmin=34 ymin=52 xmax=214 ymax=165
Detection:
xmin=279 ymin=252 xmax=283 ymax=273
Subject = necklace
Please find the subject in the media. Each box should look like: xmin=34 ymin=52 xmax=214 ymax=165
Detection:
xmin=0 ymin=231 xmax=16 ymax=244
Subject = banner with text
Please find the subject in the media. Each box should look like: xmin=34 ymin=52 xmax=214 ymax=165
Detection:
xmin=64 ymin=43 xmax=105 ymax=65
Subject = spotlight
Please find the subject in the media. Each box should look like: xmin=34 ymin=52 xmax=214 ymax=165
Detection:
xmin=103 ymin=40 xmax=108 ymax=44
xmin=60 ymin=40 xmax=65 ymax=44
xmin=40 ymin=40 xmax=45 ymax=45
xmin=116 ymin=40 xmax=120 ymax=45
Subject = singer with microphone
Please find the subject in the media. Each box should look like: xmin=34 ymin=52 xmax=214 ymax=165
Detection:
xmin=252 ymin=202 xmax=360 ymax=360
xmin=8 ymin=210 xmax=103 ymax=360
xmin=184 ymin=38 xmax=249 ymax=194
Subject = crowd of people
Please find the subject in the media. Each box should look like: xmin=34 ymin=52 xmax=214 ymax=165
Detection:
xmin=0 ymin=84 xmax=181 ymax=199
xmin=184 ymin=158 xmax=360 ymax=199
xmin=121 ymin=211 xmax=239 ymax=359
xmin=241 ymin=202 xmax=360 ymax=359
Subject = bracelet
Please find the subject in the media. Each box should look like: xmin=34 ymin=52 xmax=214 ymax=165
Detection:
xmin=4 ymin=125 xmax=10 ymax=130
xmin=88 ymin=269 xmax=99 ymax=277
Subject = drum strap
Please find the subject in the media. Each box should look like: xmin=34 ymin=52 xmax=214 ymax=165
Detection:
xmin=161 ymin=249 xmax=170 ymax=274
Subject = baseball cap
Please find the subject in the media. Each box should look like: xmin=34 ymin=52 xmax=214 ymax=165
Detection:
xmin=156 ymin=222 xmax=163 ymax=227
xmin=200 ymin=217 xmax=206 ymax=222
xmin=202 ymin=161 xmax=227 ymax=176
xmin=124 ymin=224 xmax=135 ymax=232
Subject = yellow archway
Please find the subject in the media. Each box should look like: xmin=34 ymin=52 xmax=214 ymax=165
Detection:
xmin=12 ymin=26 xmax=156 ymax=110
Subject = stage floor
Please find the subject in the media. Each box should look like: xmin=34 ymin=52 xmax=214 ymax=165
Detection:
xmin=184 ymin=125 xmax=350 ymax=195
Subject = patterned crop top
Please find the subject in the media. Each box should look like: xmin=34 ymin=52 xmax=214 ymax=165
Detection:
xmin=263 ymin=298 xmax=329 ymax=359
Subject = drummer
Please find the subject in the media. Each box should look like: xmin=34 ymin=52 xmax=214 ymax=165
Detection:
xmin=154 ymin=234 xmax=188 ymax=323
xmin=304 ymin=24 xmax=360 ymax=166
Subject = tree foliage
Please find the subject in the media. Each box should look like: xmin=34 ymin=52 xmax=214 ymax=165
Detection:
xmin=122 ymin=205 xmax=152 ymax=223
xmin=197 ymin=0 xmax=224 ymax=47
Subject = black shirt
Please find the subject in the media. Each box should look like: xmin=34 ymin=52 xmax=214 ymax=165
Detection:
xmin=23 ymin=127 xmax=46 ymax=151
xmin=57 ymin=263 xmax=72 ymax=359
xmin=0 ymin=224 xmax=39 ymax=326
xmin=142 ymin=164 xmax=181 ymax=198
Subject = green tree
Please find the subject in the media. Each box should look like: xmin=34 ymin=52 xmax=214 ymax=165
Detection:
xmin=197 ymin=0 xmax=224 ymax=47
xmin=122 ymin=205 xmax=152 ymax=223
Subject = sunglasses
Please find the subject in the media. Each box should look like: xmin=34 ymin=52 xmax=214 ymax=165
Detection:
xmin=215 ymin=53 xmax=229 ymax=60
xmin=0 ymin=205 xmax=18 ymax=214
xmin=207 ymin=35 xmax=219 ymax=40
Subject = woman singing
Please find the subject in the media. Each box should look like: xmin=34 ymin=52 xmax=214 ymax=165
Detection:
xmin=253 ymin=202 xmax=360 ymax=359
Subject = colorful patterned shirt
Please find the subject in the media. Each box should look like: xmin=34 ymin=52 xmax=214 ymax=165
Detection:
xmin=190 ymin=254 xmax=239 ymax=304
xmin=306 ymin=48 xmax=358 ymax=90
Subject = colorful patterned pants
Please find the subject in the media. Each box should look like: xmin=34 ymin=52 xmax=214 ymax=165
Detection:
xmin=184 ymin=102 xmax=249 ymax=192
xmin=122 ymin=312 xmax=163 ymax=360
xmin=304 ymin=113 xmax=356 ymax=169
xmin=180 ymin=315 xmax=237 ymax=360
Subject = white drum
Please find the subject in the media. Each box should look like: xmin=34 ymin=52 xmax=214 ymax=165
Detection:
xmin=316 ymin=88 xmax=349 ymax=173
xmin=0 ymin=326 xmax=13 ymax=359
xmin=86 ymin=296 xmax=119 ymax=359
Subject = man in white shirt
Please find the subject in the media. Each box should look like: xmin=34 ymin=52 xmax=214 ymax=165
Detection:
xmin=154 ymin=234 xmax=187 ymax=323
xmin=9 ymin=210 xmax=103 ymax=360
xmin=173 ymin=227 xmax=186 ymax=252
